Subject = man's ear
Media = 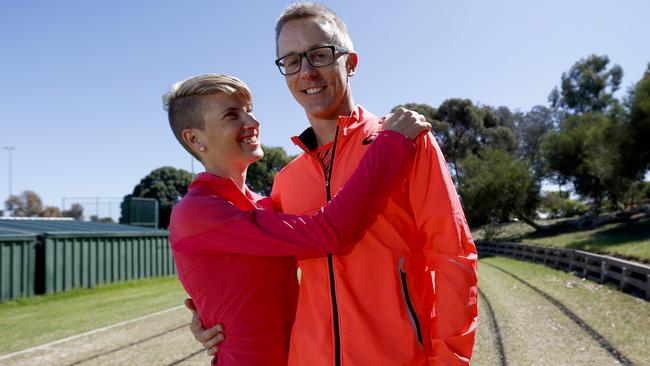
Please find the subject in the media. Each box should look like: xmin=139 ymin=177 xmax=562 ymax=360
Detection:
xmin=346 ymin=52 xmax=358 ymax=77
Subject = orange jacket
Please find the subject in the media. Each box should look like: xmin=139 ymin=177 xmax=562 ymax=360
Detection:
xmin=271 ymin=106 xmax=478 ymax=366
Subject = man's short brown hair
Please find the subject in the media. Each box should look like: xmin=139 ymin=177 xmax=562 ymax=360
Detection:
xmin=162 ymin=74 xmax=252 ymax=160
xmin=275 ymin=2 xmax=354 ymax=55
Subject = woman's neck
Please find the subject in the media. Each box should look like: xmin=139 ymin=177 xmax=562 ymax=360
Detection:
xmin=206 ymin=163 xmax=247 ymax=193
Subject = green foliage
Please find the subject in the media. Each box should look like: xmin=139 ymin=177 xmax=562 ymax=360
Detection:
xmin=124 ymin=167 xmax=192 ymax=229
xmin=539 ymin=191 xmax=589 ymax=219
xmin=428 ymin=99 xmax=518 ymax=182
xmin=513 ymin=105 xmax=559 ymax=176
xmin=246 ymin=145 xmax=293 ymax=196
xmin=458 ymin=149 xmax=539 ymax=227
xmin=622 ymin=63 xmax=650 ymax=178
xmin=541 ymin=112 xmax=628 ymax=211
xmin=549 ymin=54 xmax=623 ymax=114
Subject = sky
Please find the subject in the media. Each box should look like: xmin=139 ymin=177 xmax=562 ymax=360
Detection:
xmin=1 ymin=0 xmax=649 ymax=221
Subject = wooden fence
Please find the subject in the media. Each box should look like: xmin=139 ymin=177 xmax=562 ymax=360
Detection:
xmin=476 ymin=240 xmax=650 ymax=300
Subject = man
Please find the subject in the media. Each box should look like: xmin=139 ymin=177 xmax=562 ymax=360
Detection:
xmin=191 ymin=3 xmax=478 ymax=365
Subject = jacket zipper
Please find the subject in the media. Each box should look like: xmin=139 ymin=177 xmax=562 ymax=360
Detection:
xmin=399 ymin=257 xmax=423 ymax=346
xmin=325 ymin=126 xmax=342 ymax=366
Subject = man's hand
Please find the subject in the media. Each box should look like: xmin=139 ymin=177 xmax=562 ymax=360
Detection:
xmin=382 ymin=108 xmax=431 ymax=141
xmin=185 ymin=298 xmax=225 ymax=356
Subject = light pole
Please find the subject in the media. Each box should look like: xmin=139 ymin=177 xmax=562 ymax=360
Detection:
xmin=3 ymin=146 xmax=15 ymax=216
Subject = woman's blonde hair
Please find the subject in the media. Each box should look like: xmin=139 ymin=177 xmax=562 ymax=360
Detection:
xmin=162 ymin=74 xmax=252 ymax=160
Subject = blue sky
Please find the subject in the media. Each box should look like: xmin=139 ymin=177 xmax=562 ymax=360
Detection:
xmin=1 ymin=0 xmax=649 ymax=220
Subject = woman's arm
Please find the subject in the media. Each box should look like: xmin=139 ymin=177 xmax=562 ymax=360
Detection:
xmin=172 ymin=131 xmax=412 ymax=258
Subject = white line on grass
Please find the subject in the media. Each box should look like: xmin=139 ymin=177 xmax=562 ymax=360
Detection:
xmin=0 ymin=305 xmax=185 ymax=361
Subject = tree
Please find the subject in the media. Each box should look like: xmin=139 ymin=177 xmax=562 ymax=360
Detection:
xmin=431 ymin=99 xmax=517 ymax=183
xmin=541 ymin=112 xmax=627 ymax=212
xmin=246 ymin=145 xmax=293 ymax=196
xmin=4 ymin=190 xmax=44 ymax=217
xmin=124 ymin=167 xmax=193 ymax=229
xmin=62 ymin=203 xmax=84 ymax=220
xmin=40 ymin=206 xmax=62 ymax=217
xmin=622 ymin=62 xmax=650 ymax=179
xmin=549 ymin=54 xmax=623 ymax=114
xmin=90 ymin=215 xmax=115 ymax=224
xmin=457 ymin=149 xmax=540 ymax=228
xmin=513 ymin=105 xmax=559 ymax=176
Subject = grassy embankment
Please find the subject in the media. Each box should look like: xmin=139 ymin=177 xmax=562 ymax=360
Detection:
xmin=0 ymin=276 xmax=187 ymax=355
xmin=473 ymin=217 xmax=650 ymax=263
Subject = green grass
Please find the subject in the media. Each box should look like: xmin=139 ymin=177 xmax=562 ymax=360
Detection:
xmin=0 ymin=276 xmax=187 ymax=355
xmin=473 ymin=218 xmax=650 ymax=263
xmin=474 ymin=256 xmax=650 ymax=365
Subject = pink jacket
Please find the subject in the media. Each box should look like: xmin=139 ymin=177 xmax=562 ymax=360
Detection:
xmin=169 ymin=130 xmax=414 ymax=366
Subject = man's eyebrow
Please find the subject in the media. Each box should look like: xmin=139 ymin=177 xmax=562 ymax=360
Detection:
xmin=280 ymin=43 xmax=329 ymax=57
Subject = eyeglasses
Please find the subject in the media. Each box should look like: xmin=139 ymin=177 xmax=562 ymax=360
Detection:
xmin=275 ymin=45 xmax=349 ymax=76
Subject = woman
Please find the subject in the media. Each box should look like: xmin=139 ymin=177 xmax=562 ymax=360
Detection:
xmin=164 ymin=74 xmax=429 ymax=365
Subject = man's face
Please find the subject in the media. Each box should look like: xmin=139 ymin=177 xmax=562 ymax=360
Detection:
xmin=277 ymin=17 xmax=357 ymax=121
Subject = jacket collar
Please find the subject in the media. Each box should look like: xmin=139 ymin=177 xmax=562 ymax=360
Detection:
xmin=189 ymin=172 xmax=264 ymax=211
xmin=291 ymin=105 xmax=375 ymax=152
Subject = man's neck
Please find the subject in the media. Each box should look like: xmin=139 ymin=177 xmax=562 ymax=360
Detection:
xmin=308 ymin=102 xmax=356 ymax=147
xmin=310 ymin=119 xmax=338 ymax=147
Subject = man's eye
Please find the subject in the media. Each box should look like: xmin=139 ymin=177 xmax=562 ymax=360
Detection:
xmin=285 ymin=57 xmax=299 ymax=67
xmin=311 ymin=51 xmax=327 ymax=60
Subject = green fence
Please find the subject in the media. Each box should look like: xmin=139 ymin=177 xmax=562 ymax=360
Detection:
xmin=43 ymin=232 xmax=174 ymax=295
xmin=0 ymin=235 xmax=37 ymax=301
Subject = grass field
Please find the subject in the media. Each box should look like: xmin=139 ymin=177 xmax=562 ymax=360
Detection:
xmin=473 ymin=217 xmax=650 ymax=263
xmin=0 ymin=276 xmax=187 ymax=355
xmin=3 ymin=257 xmax=649 ymax=365
xmin=474 ymin=256 xmax=650 ymax=365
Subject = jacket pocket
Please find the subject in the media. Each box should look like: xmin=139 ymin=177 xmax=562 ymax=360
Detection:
xmin=398 ymin=256 xmax=423 ymax=346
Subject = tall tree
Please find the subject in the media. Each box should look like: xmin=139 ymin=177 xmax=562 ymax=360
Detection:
xmin=62 ymin=203 xmax=84 ymax=220
xmin=549 ymin=54 xmax=623 ymax=114
xmin=622 ymin=62 xmax=650 ymax=179
xmin=246 ymin=145 xmax=293 ymax=196
xmin=541 ymin=112 xmax=627 ymax=212
xmin=124 ymin=167 xmax=192 ymax=229
xmin=4 ymin=191 xmax=43 ymax=217
xmin=513 ymin=105 xmax=559 ymax=176
xmin=458 ymin=149 xmax=539 ymax=228
xmin=40 ymin=206 xmax=62 ymax=217
xmin=432 ymin=99 xmax=517 ymax=182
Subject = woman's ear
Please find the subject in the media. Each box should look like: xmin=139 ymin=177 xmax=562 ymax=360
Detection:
xmin=181 ymin=129 xmax=204 ymax=154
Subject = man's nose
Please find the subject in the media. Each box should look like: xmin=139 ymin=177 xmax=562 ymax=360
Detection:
xmin=299 ymin=56 xmax=317 ymax=77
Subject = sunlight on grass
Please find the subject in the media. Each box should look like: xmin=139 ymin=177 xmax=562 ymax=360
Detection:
xmin=0 ymin=276 xmax=187 ymax=355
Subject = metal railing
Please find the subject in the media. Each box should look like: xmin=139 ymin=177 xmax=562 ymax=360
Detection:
xmin=476 ymin=240 xmax=650 ymax=300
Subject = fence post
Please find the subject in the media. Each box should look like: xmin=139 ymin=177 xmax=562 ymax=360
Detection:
xmin=621 ymin=267 xmax=630 ymax=290
xmin=600 ymin=262 xmax=608 ymax=283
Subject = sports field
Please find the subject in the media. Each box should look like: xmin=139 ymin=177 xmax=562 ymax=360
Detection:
xmin=1 ymin=256 xmax=649 ymax=365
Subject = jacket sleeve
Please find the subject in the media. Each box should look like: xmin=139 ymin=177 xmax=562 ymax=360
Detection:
xmin=174 ymin=130 xmax=415 ymax=259
xmin=407 ymin=132 xmax=479 ymax=365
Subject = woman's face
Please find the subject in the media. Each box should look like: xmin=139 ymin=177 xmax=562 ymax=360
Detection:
xmin=192 ymin=93 xmax=263 ymax=172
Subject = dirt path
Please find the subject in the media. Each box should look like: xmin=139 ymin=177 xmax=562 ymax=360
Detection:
xmin=474 ymin=258 xmax=638 ymax=366
xmin=1 ymin=307 xmax=210 ymax=366
xmin=2 ymin=256 xmax=647 ymax=365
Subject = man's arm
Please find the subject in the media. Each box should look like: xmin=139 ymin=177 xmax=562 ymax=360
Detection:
xmin=408 ymin=132 xmax=479 ymax=366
